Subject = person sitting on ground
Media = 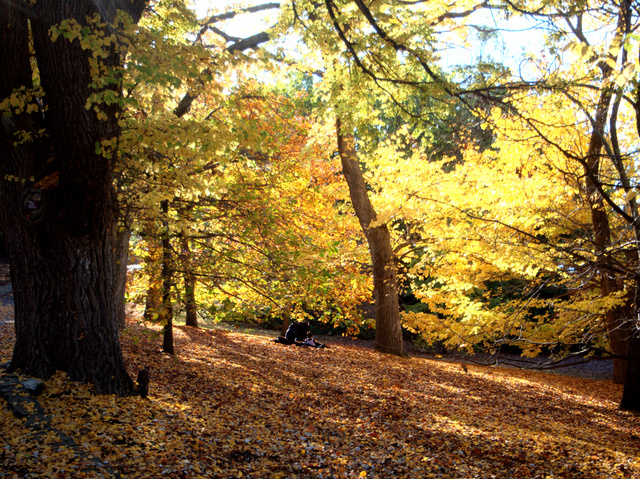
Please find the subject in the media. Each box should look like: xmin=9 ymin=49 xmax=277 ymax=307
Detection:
xmin=273 ymin=321 xmax=310 ymax=345
xmin=293 ymin=321 xmax=309 ymax=341
xmin=302 ymin=331 xmax=325 ymax=348
xmin=285 ymin=322 xmax=298 ymax=343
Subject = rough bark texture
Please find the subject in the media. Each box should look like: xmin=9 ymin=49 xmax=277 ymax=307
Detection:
xmin=115 ymin=227 xmax=131 ymax=330
xmin=0 ymin=0 xmax=148 ymax=395
xmin=336 ymin=119 xmax=405 ymax=357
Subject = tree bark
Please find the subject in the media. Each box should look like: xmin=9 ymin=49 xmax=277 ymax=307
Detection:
xmin=160 ymin=201 xmax=174 ymax=355
xmin=609 ymin=297 xmax=631 ymax=384
xmin=0 ymin=1 xmax=147 ymax=395
xmin=336 ymin=119 xmax=405 ymax=356
xmin=180 ymin=237 xmax=198 ymax=328
xmin=184 ymin=271 xmax=198 ymax=328
xmin=115 ymin=226 xmax=131 ymax=330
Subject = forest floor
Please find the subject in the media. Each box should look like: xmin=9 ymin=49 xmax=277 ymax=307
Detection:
xmin=0 ymin=308 xmax=639 ymax=479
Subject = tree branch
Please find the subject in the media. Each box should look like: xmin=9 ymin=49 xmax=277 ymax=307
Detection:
xmin=174 ymin=32 xmax=272 ymax=118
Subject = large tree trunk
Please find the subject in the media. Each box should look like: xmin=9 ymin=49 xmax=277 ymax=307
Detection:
xmin=0 ymin=1 xmax=147 ymax=395
xmin=336 ymin=119 xmax=405 ymax=356
xmin=608 ymin=295 xmax=631 ymax=384
xmin=581 ymin=61 xmax=630 ymax=384
xmin=619 ymin=63 xmax=640 ymax=411
xmin=115 ymin=226 xmax=131 ymax=330
xmin=620 ymin=281 xmax=640 ymax=411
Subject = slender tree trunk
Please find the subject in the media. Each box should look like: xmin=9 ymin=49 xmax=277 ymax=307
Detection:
xmin=160 ymin=200 xmax=174 ymax=355
xmin=336 ymin=119 xmax=405 ymax=356
xmin=0 ymin=0 xmax=147 ymax=395
xmin=184 ymin=271 xmax=198 ymax=328
xmin=280 ymin=305 xmax=292 ymax=336
xmin=280 ymin=317 xmax=290 ymax=337
xmin=180 ymin=237 xmax=198 ymax=328
xmin=143 ymin=232 xmax=163 ymax=322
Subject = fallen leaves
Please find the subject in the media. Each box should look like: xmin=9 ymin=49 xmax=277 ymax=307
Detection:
xmin=0 ymin=313 xmax=639 ymax=478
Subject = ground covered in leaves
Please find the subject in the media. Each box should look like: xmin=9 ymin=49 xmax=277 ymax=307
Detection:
xmin=1 ymin=315 xmax=639 ymax=479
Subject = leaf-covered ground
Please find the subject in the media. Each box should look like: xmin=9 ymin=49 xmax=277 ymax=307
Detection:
xmin=1 ymin=314 xmax=639 ymax=479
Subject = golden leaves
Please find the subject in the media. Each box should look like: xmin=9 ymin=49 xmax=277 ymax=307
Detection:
xmin=0 ymin=86 xmax=44 ymax=119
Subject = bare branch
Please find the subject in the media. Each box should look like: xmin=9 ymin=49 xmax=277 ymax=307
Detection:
xmin=227 ymin=31 xmax=270 ymax=52
xmin=202 ymin=2 xmax=280 ymax=24
xmin=174 ymin=32 xmax=272 ymax=118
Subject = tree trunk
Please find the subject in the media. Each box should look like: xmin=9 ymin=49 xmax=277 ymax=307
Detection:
xmin=160 ymin=201 xmax=174 ymax=355
xmin=620 ymin=325 xmax=640 ymax=411
xmin=184 ymin=270 xmax=198 ymax=328
xmin=280 ymin=314 xmax=290 ymax=336
xmin=279 ymin=304 xmax=293 ymax=336
xmin=143 ymin=230 xmax=163 ymax=322
xmin=144 ymin=279 xmax=163 ymax=321
xmin=281 ymin=317 xmax=290 ymax=337
xmin=0 ymin=1 xmax=147 ymax=395
xmin=609 ymin=300 xmax=631 ymax=384
xmin=581 ymin=62 xmax=630 ymax=384
xmin=180 ymin=237 xmax=198 ymax=328
xmin=620 ymin=56 xmax=640 ymax=410
xmin=115 ymin=226 xmax=131 ymax=330
xmin=336 ymin=119 xmax=405 ymax=356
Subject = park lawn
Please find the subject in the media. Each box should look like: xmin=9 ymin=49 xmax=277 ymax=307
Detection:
xmin=0 ymin=316 xmax=638 ymax=479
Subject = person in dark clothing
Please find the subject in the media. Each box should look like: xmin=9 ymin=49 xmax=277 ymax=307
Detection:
xmin=273 ymin=321 xmax=310 ymax=345
xmin=285 ymin=322 xmax=298 ymax=343
xmin=295 ymin=321 xmax=310 ymax=340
